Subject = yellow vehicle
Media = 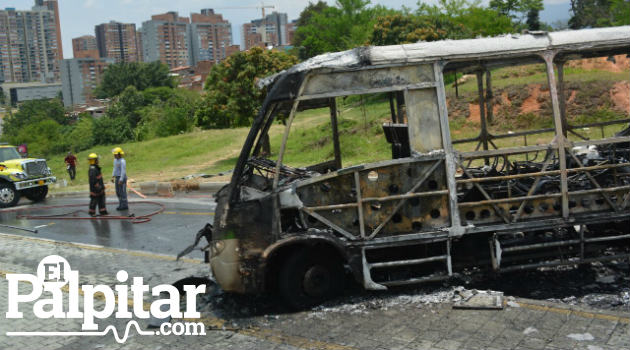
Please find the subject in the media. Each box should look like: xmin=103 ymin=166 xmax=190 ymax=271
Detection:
xmin=0 ymin=144 xmax=56 ymax=208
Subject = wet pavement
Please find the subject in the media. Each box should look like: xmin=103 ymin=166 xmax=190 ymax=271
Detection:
xmin=0 ymin=193 xmax=215 ymax=259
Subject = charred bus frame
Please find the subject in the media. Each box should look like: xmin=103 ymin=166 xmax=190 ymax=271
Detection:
xmin=204 ymin=26 xmax=630 ymax=307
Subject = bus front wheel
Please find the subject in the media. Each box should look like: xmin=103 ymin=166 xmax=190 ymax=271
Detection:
xmin=278 ymin=247 xmax=344 ymax=309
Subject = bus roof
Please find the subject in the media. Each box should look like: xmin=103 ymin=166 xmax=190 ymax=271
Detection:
xmin=261 ymin=26 xmax=630 ymax=101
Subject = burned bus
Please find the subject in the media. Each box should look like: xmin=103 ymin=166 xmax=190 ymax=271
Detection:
xmin=201 ymin=26 xmax=630 ymax=307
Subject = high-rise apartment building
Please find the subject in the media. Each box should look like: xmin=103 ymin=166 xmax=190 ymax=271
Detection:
xmin=140 ymin=12 xmax=191 ymax=68
xmin=286 ymin=20 xmax=297 ymax=46
xmin=189 ymin=9 xmax=232 ymax=65
xmin=225 ymin=45 xmax=240 ymax=58
xmin=242 ymin=12 xmax=288 ymax=50
xmin=60 ymin=57 xmax=114 ymax=106
xmin=136 ymin=30 xmax=144 ymax=62
xmin=72 ymin=35 xmax=99 ymax=59
xmin=0 ymin=1 xmax=62 ymax=83
xmin=95 ymin=21 xmax=140 ymax=63
xmin=38 ymin=0 xmax=63 ymax=59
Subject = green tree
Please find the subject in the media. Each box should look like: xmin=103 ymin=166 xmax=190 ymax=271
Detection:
xmin=13 ymin=119 xmax=66 ymax=157
xmin=296 ymin=1 xmax=329 ymax=26
xmin=66 ymin=115 xmax=95 ymax=152
xmin=371 ymin=14 xmax=449 ymax=45
xmin=611 ymin=0 xmax=630 ymax=25
xmin=526 ymin=8 xmax=541 ymax=30
xmin=294 ymin=0 xmax=394 ymax=59
xmin=293 ymin=1 xmax=330 ymax=59
xmin=372 ymin=1 xmax=513 ymax=46
xmin=92 ymin=116 xmax=134 ymax=145
xmin=142 ymin=86 xmax=177 ymax=104
xmin=136 ymin=105 xmax=194 ymax=140
xmin=489 ymin=0 xmax=543 ymax=28
xmin=106 ymin=86 xmax=146 ymax=128
xmin=456 ymin=7 xmax=515 ymax=36
xmin=0 ymin=90 xmax=5 ymax=105
xmin=136 ymin=88 xmax=199 ymax=140
xmin=1 ymin=99 xmax=66 ymax=136
xmin=195 ymin=47 xmax=298 ymax=129
xmin=95 ymin=61 xmax=174 ymax=98
xmin=569 ymin=0 xmax=629 ymax=28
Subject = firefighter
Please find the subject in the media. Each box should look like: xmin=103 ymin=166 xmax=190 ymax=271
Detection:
xmin=88 ymin=153 xmax=108 ymax=216
xmin=111 ymin=147 xmax=128 ymax=211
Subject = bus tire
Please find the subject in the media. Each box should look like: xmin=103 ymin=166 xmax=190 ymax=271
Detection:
xmin=278 ymin=247 xmax=344 ymax=309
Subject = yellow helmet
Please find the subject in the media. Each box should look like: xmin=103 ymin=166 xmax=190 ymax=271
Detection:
xmin=88 ymin=153 xmax=99 ymax=164
xmin=112 ymin=147 xmax=124 ymax=156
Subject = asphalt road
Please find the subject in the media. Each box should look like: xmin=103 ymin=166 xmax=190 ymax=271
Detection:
xmin=0 ymin=193 xmax=215 ymax=260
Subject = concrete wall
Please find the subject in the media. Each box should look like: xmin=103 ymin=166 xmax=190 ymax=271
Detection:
xmin=60 ymin=57 xmax=113 ymax=107
xmin=0 ymin=83 xmax=61 ymax=106
xmin=11 ymin=84 xmax=61 ymax=104
xmin=140 ymin=21 xmax=160 ymax=63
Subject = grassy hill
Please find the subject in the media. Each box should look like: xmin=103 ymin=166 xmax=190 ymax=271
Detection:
xmin=47 ymin=60 xmax=629 ymax=192
xmin=48 ymin=98 xmax=395 ymax=191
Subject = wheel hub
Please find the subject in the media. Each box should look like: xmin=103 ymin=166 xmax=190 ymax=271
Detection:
xmin=0 ymin=188 xmax=14 ymax=203
xmin=303 ymin=265 xmax=331 ymax=297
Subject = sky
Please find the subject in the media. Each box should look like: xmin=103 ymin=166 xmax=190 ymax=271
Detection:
xmin=1 ymin=0 xmax=572 ymax=59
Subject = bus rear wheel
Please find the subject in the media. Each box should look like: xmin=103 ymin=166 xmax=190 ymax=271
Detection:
xmin=278 ymin=248 xmax=344 ymax=309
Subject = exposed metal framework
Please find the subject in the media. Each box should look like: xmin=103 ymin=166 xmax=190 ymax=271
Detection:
xmin=208 ymin=27 xmax=630 ymax=295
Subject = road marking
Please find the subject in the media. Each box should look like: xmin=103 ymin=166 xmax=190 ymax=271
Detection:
xmin=0 ymin=269 xmax=355 ymax=350
xmin=0 ymin=232 xmax=203 ymax=264
xmin=238 ymin=327 xmax=355 ymax=350
xmin=513 ymin=299 xmax=630 ymax=324
xmin=33 ymin=222 xmax=57 ymax=229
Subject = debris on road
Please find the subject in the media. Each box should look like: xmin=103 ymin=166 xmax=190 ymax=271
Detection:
xmin=453 ymin=289 xmax=504 ymax=310
xmin=523 ymin=327 xmax=538 ymax=335
xmin=181 ymin=170 xmax=233 ymax=180
xmin=506 ymin=300 xmax=521 ymax=308
xmin=567 ymin=333 xmax=595 ymax=341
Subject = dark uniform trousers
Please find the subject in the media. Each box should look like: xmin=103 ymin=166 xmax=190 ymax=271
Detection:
xmin=89 ymin=192 xmax=107 ymax=215
xmin=88 ymin=165 xmax=107 ymax=215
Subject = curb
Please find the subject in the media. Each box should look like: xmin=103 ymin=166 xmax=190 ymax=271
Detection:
xmin=512 ymin=296 xmax=630 ymax=322
xmin=50 ymin=181 xmax=228 ymax=198
xmin=198 ymin=182 xmax=227 ymax=193
xmin=49 ymin=190 xmax=89 ymax=198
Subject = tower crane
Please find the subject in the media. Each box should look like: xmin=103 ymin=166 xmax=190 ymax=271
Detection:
xmin=213 ymin=3 xmax=275 ymax=19
xmin=212 ymin=3 xmax=276 ymax=47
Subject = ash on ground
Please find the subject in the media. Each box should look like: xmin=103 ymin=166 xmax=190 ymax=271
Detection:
xmin=196 ymin=256 xmax=629 ymax=324
xmin=467 ymin=257 xmax=630 ymax=312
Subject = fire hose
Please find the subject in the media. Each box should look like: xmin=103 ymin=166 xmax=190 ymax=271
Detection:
xmin=3 ymin=201 xmax=165 ymax=224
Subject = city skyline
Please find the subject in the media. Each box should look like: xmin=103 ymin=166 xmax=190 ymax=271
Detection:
xmin=1 ymin=0 xmax=573 ymax=59
xmin=0 ymin=0 xmax=63 ymax=83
